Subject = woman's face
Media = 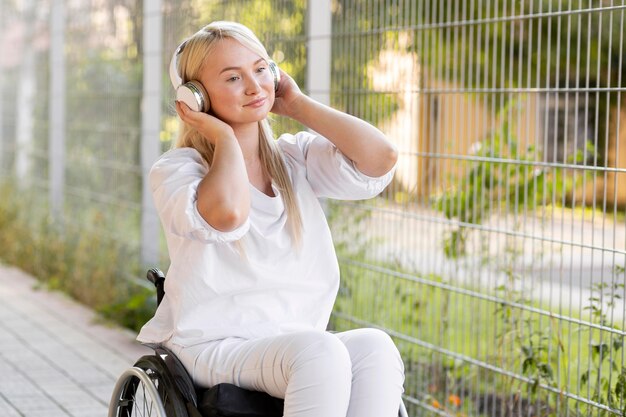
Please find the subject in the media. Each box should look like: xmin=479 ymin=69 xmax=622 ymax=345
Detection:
xmin=199 ymin=38 xmax=275 ymax=126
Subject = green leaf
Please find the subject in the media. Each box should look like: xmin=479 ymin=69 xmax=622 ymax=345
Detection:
xmin=522 ymin=357 xmax=535 ymax=374
xmin=538 ymin=363 xmax=554 ymax=380
xmin=615 ymin=368 xmax=626 ymax=401
xmin=521 ymin=345 xmax=534 ymax=358
xmin=592 ymin=342 xmax=610 ymax=361
xmin=581 ymin=370 xmax=590 ymax=385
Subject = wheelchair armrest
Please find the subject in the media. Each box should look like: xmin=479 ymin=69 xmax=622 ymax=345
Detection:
xmin=147 ymin=268 xmax=165 ymax=286
xmin=147 ymin=268 xmax=166 ymax=306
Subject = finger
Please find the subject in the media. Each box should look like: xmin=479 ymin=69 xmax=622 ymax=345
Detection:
xmin=174 ymin=100 xmax=187 ymax=120
xmin=176 ymin=100 xmax=203 ymax=126
xmin=175 ymin=100 xmax=191 ymax=115
xmin=275 ymin=79 xmax=287 ymax=97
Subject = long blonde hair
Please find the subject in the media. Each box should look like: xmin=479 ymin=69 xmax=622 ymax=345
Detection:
xmin=173 ymin=21 xmax=302 ymax=246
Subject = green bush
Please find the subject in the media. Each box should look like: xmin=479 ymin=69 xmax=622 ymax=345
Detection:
xmin=0 ymin=180 xmax=153 ymax=332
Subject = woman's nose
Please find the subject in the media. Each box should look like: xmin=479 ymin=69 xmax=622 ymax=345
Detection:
xmin=245 ymin=76 xmax=262 ymax=94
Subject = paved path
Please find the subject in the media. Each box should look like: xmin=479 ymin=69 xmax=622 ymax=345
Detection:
xmin=0 ymin=264 xmax=151 ymax=417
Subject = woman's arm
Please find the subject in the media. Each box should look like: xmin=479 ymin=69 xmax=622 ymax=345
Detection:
xmin=272 ymin=73 xmax=398 ymax=177
xmin=176 ymin=101 xmax=250 ymax=232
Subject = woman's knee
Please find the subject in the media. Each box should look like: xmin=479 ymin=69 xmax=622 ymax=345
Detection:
xmin=279 ymin=333 xmax=353 ymax=416
xmin=340 ymin=328 xmax=405 ymax=375
xmin=288 ymin=332 xmax=353 ymax=382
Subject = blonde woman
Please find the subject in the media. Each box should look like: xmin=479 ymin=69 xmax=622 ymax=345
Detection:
xmin=137 ymin=21 xmax=404 ymax=417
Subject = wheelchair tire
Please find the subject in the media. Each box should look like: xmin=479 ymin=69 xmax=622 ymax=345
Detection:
xmin=108 ymin=358 xmax=189 ymax=417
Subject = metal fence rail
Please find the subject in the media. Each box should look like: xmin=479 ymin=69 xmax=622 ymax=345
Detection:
xmin=0 ymin=1 xmax=625 ymax=416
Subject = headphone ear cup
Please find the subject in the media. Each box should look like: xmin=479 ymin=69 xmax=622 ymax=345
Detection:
xmin=176 ymin=80 xmax=210 ymax=113
xmin=269 ymin=61 xmax=280 ymax=91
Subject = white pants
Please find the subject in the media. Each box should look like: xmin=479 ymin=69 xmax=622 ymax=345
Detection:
xmin=166 ymin=328 xmax=405 ymax=417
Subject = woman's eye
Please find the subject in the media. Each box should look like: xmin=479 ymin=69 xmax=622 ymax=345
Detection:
xmin=227 ymin=76 xmax=239 ymax=82
xmin=257 ymin=67 xmax=267 ymax=73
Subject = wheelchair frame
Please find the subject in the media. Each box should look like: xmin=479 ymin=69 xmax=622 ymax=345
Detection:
xmin=108 ymin=269 xmax=409 ymax=417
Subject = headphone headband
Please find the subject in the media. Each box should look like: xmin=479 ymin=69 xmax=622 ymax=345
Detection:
xmin=169 ymin=41 xmax=186 ymax=89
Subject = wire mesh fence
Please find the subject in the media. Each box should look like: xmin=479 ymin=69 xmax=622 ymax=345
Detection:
xmin=0 ymin=1 xmax=625 ymax=416
xmin=327 ymin=1 xmax=626 ymax=416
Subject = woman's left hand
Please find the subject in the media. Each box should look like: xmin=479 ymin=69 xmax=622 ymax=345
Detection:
xmin=271 ymin=69 xmax=306 ymax=118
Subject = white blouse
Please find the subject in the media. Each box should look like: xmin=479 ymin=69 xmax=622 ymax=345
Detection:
xmin=137 ymin=131 xmax=395 ymax=347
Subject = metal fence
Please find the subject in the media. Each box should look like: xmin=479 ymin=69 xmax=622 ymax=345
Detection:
xmin=1 ymin=1 xmax=625 ymax=416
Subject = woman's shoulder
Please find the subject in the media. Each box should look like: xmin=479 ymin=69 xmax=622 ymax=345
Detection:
xmin=152 ymin=147 xmax=208 ymax=172
xmin=155 ymin=146 xmax=205 ymax=165
xmin=277 ymin=130 xmax=316 ymax=143
xmin=276 ymin=131 xmax=318 ymax=159
xmin=149 ymin=147 xmax=209 ymax=187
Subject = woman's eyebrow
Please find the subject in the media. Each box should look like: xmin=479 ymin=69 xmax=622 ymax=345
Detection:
xmin=219 ymin=58 xmax=266 ymax=74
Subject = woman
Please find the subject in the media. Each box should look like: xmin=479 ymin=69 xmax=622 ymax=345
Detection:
xmin=137 ymin=21 xmax=404 ymax=417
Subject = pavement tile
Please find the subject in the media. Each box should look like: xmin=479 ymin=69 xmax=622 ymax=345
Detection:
xmin=0 ymin=264 xmax=151 ymax=417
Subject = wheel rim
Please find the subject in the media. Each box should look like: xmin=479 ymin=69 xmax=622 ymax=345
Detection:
xmin=109 ymin=368 xmax=168 ymax=417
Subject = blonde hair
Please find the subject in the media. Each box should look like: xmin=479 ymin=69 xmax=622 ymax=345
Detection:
xmin=173 ymin=21 xmax=302 ymax=246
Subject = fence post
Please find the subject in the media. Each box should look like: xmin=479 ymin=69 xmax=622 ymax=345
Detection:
xmin=306 ymin=1 xmax=332 ymax=214
xmin=306 ymin=0 xmax=332 ymax=106
xmin=14 ymin=0 xmax=36 ymax=186
xmin=140 ymin=0 xmax=163 ymax=267
xmin=49 ymin=0 xmax=65 ymax=220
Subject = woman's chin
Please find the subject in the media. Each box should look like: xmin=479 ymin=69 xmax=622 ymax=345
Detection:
xmin=244 ymin=108 xmax=271 ymax=123
xmin=223 ymin=114 xmax=269 ymax=127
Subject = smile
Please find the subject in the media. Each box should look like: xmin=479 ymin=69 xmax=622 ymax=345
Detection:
xmin=244 ymin=97 xmax=267 ymax=108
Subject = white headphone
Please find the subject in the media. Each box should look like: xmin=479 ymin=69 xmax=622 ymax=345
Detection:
xmin=169 ymin=41 xmax=281 ymax=113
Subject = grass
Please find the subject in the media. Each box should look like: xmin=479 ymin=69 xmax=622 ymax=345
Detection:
xmin=330 ymin=258 xmax=625 ymax=417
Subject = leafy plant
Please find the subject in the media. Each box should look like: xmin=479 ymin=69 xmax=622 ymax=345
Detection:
xmin=580 ymin=267 xmax=626 ymax=416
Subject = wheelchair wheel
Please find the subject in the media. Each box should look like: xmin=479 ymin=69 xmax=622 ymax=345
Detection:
xmin=108 ymin=356 xmax=189 ymax=417
xmin=108 ymin=367 xmax=167 ymax=417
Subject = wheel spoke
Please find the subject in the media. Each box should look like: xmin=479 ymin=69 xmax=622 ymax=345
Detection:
xmin=109 ymin=363 xmax=180 ymax=417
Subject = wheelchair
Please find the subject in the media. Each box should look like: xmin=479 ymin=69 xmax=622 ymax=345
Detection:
xmin=108 ymin=269 xmax=409 ymax=417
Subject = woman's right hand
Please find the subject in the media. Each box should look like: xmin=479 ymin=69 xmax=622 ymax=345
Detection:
xmin=175 ymin=100 xmax=235 ymax=144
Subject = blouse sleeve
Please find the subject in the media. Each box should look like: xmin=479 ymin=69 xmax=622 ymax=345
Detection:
xmin=149 ymin=147 xmax=250 ymax=243
xmin=279 ymin=131 xmax=396 ymax=200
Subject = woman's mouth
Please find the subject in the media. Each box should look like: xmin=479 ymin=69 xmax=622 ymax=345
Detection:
xmin=244 ymin=97 xmax=267 ymax=108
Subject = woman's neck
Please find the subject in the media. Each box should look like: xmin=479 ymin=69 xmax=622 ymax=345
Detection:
xmin=231 ymin=121 xmax=273 ymax=194
xmin=232 ymin=122 xmax=261 ymax=161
